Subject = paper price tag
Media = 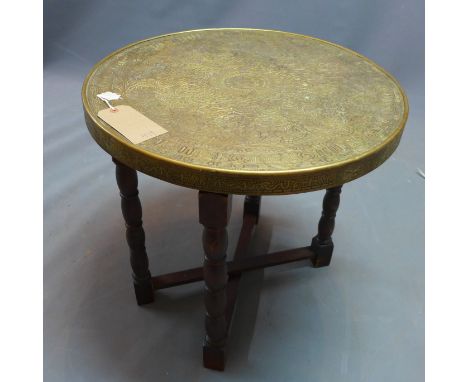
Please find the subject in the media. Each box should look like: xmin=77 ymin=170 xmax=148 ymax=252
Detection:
xmin=98 ymin=105 xmax=167 ymax=144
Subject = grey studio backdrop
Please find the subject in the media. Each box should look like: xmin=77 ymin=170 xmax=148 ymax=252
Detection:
xmin=44 ymin=1 xmax=424 ymax=381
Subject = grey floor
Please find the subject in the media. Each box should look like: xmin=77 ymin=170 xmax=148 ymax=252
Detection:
xmin=44 ymin=1 xmax=424 ymax=381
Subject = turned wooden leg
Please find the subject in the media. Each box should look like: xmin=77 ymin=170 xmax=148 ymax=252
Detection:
xmin=311 ymin=186 xmax=342 ymax=268
xmin=199 ymin=191 xmax=232 ymax=371
xmin=113 ymin=158 xmax=154 ymax=305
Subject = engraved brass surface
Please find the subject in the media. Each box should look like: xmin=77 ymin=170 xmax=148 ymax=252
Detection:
xmin=82 ymin=28 xmax=408 ymax=195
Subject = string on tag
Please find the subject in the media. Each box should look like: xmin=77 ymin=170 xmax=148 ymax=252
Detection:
xmin=97 ymin=92 xmax=122 ymax=112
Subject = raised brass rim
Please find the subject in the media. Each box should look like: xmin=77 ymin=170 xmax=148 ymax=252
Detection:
xmin=82 ymin=28 xmax=409 ymax=195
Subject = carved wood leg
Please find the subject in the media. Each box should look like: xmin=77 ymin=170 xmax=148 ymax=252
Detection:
xmin=199 ymin=191 xmax=232 ymax=371
xmin=113 ymin=158 xmax=154 ymax=305
xmin=243 ymin=195 xmax=261 ymax=224
xmin=311 ymin=186 xmax=342 ymax=268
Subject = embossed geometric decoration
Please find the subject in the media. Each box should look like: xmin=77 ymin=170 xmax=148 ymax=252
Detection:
xmin=82 ymin=28 xmax=408 ymax=195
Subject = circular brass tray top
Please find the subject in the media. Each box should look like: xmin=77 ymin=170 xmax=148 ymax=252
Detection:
xmin=82 ymin=28 xmax=408 ymax=195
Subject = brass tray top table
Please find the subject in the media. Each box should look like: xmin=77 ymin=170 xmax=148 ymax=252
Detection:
xmin=82 ymin=28 xmax=408 ymax=371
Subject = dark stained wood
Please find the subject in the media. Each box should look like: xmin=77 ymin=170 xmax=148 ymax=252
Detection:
xmin=108 ymin=167 xmax=342 ymax=371
xmin=311 ymin=185 xmax=343 ymax=267
xmin=113 ymin=158 xmax=154 ymax=305
xmin=243 ymin=195 xmax=262 ymax=224
xmin=199 ymin=191 xmax=232 ymax=371
xmin=152 ymin=267 xmax=202 ymax=290
xmin=230 ymin=246 xmax=313 ymax=273
xmin=152 ymin=246 xmax=314 ymax=290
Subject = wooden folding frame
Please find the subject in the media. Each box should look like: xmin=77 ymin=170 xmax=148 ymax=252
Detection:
xmin=113 ymin=158 xmax=342 ymax=371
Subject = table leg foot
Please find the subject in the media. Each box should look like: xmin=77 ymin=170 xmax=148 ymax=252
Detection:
xmin=113 ymin=158 xmax=154 ymax=305
xmin=311 ymin=238 xmax=334 ymax=268
xmin=133 ymin=278 xmax=155 ymax=305
xmin=311 ymin=186 xmax=342 ymax=268
xmin=203 ymin=343 xmax=226 ymax=371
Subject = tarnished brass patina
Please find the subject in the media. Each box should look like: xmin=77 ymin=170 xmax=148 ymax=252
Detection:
xmin=82 ymin=28 xmax=408 ymax=195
